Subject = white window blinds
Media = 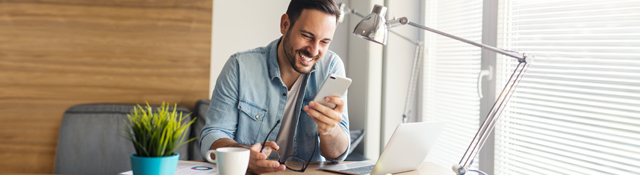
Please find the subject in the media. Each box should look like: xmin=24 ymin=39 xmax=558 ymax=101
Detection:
xmin=422 ymin=0 xmax=483 ymax=169
xmin=495 ymin=0 xmax=640 ymax=174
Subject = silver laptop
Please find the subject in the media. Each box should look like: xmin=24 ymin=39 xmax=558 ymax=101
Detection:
xmin=320 ymin=122 xmax=446 ymax=175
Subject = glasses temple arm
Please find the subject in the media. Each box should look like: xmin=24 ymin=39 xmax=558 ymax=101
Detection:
xmin=260 ymin=120 xmax=281 ymax=153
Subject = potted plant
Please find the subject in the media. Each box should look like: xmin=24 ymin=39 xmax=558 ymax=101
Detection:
xmin=124 ymin=102 xmax=196 ymax=175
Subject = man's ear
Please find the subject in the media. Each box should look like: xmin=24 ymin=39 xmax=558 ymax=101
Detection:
xmin=280 ymin=14 xmax=290 ymax=35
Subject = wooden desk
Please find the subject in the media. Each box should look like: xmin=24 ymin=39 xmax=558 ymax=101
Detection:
xmin=276 ymin=161 xmax=455 ymax=175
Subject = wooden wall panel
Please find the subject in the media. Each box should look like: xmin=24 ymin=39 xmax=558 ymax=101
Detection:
xmin=0 ymin=0 xmax=212 ymax=173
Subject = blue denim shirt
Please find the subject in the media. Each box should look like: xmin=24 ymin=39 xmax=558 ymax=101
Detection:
xmin=200 ymin=38 xmax=350 ymax=162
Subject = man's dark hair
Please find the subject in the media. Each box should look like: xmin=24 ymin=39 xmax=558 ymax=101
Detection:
xmin=286 ymin=0 xmax=341 ymax=28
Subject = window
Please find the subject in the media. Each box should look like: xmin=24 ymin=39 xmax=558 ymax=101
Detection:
xmin=495 ymin=0 xmax=640 ymax=174
xmin=420 ymin=0 xmax=640 ymax=173
xmin=422 ymin=0 xmax=483 ymax=169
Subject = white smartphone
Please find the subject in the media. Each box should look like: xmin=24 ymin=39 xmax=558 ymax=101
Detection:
xmin=313 ymin=74 xmax=352 ymax=109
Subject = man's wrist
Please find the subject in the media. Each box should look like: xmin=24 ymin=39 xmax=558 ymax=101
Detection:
xmin=318 ymin=126 xmax=349 ymax=160
xmin=320 ymin=125 xmax=338 ymax=136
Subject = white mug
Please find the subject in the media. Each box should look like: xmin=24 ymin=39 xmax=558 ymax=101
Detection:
xmin=206 ymin=147 xmax=250 ymax=175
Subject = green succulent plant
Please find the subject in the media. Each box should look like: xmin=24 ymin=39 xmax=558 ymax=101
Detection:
xmin=124 ymin=102 xmax=196 ymax=157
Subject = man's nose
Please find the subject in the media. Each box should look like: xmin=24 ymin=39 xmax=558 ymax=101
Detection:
xmin=306 ymin=42 xmax=320 ymax=57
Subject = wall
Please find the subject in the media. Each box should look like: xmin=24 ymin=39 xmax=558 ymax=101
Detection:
xmin=346 ymin=0 xmax=384 ymax=160
xmin=0 ymin=0 xmax=212 ymax=173
xmin=210 ymin=0 xmax=289 ymax=96
xmin=380 ymin=0 xmax=423 ymax=149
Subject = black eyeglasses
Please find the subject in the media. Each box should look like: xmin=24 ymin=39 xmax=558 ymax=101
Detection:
xmin=260 ymin=120 xmax=317 ymax=172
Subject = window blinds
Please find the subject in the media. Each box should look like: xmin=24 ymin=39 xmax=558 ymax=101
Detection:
xmin=495 ymin=0 xmax=640 ymax=174
xmin=422 ymin=0 xmax=483 ymax=169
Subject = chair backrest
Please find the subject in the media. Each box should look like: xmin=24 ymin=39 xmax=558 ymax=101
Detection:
xmin=348 ymin=129 xmax=365 ymax=155
xmin=54 ymin=104 xmax=191 ymax=175
xmin=189 ymin=99 xmax=210 ymax=161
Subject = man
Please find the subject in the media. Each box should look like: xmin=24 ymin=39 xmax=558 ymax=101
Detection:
xmin=199 ymin=0 xmax=350 ymax=174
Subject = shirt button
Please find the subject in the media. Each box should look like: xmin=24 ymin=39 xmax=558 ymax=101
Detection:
xmin=283 ymin=93 xmax=286 ymax=96
xmin=255 ymin=115 xmax=259 ymax=119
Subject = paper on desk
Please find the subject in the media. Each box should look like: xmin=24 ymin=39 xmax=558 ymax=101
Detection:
xmin=119 ymin=160 xmax=218 ymax=175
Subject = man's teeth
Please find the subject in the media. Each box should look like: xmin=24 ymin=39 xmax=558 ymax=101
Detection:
xmin=301 ymin=54 xmax=312 ymax=62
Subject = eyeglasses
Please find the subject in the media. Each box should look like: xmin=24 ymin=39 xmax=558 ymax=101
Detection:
xmin=260 ymin=120 xmax=317 ymax=172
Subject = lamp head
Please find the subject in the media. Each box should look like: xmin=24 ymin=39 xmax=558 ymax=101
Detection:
xmin=352 ymin=4 xmax=388 ymax=45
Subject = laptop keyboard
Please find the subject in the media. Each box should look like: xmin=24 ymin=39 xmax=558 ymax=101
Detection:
xmin=341 ymin=165 xmax=375 ymax=174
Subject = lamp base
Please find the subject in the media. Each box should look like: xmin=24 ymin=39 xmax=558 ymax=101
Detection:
xmin=452 ymin=164 xmax=489 ymax=175
xmin=452 ymin=164 xmax=467 ymax=175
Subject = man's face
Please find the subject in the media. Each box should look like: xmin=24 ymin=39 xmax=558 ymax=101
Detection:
xmin=281 ymin=9 xmax=337 ymax=74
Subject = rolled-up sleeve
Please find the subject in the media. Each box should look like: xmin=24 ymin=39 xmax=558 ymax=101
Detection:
xmin=199 ymin=55 xmax=240 ymax=159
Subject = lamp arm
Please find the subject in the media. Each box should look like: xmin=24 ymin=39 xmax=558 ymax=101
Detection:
xmin=402 ymin=21 xmax=526 ymax=63
xmin=402 ymin=43 xmax=424 ymax=123
xmin=389 ymin=17 xmax=533 ymax=175
xmin=351 ymin=10 xmax=366 ymax=18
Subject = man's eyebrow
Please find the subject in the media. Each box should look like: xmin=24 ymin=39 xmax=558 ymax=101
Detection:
xmin=301 ymin=30 xmax=332 ymax=42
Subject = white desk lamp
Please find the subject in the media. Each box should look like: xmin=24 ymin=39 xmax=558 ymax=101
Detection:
xmin=351 ymin=4 xmax=532 ymax=175
xmin=339 ymin=3 xmax=423 ymax=124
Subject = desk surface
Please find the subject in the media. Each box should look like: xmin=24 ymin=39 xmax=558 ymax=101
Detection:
xmin=276 ymin=161 xmax=455 ymax=175
xmin=112 ymin=161 xmax=455 ymax=175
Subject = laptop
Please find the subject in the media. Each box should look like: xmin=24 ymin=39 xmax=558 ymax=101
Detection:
xmin=320 ymin=122 xmax=446 ymax=175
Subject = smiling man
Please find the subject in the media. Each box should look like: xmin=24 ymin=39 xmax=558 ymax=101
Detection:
xmin=199 ymin=0 xmax=350 ymax=174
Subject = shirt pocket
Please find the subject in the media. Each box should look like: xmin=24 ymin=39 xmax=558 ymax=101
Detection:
xmin=236 ymin=100 xmax=267 ymax=144
xmin=238 ymin=100 xmax=267 ymax=121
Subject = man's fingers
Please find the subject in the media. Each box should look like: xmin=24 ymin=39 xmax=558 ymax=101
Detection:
xmin=325 ymin=97 xmax=344 ymax=112
xmin=255 ymin=159 xmax=281 ymax=168
xmin=304 ymin=106 xmax=330 ymax=125
xmin=250 ymin=159 xmax=286 ymax=174
xmin=251 ymin=142 xmax=262 ymax=151
xmin=250 ymin=143 xmax=265 ymax=160
xmin=309 ymin=101 xmax=333 ymax=117
xmin=308 ymin=101 xmax=342 ymax=121
xmin=249 ymin=143 xmax=286 ymax=174
xmin=305 ymin=98 xmax=345 ymax=136
xmin=305 ymin=107 xmax=339 ymax=134
xmin=251 ymin=165 xmax=286 ymax=174
xmin=264 ymin=141 xmax=279 ymax=150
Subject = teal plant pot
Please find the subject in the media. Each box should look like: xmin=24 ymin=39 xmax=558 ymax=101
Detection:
xmin=130 ymin=153 xmax=179 ymax=175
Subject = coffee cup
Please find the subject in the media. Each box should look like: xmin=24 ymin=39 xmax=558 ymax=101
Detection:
xmin=206 ymin=147 xmax=250 ymax=175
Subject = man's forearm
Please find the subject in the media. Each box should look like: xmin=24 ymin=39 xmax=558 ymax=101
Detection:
xmin=212 ymin=138 xmax=249 ymax=149
xmin=319 ymin=126 xmax=349 ymax=160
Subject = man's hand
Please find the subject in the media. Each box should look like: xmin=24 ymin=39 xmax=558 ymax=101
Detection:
xmin=210 ymin=139 xmax=285 ymax=174
xmin=304 ymin=96 xmax=349 ymax=159
xmin=304 ymin=97 xmax=344 ymax=135
xmin=247 ymin=141 xmax=286 ymax=174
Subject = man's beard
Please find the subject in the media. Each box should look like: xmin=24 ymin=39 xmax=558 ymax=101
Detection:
xmin=282 ymin=31 xmax=319 ymax=74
